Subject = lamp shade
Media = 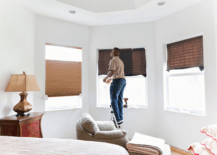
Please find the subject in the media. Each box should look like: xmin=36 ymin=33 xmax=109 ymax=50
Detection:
xmin=5 ymin=72 xmax=40 ymax=92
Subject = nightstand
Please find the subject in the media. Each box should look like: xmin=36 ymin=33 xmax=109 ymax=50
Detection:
xmin=0 ymin=112 xmax=44 ymax=138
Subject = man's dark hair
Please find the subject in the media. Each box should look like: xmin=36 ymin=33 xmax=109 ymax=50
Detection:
xmin=113 ymin=47 xmax=120 ymax=55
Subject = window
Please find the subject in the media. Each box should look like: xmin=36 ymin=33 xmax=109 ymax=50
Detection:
xmin=45 ymin=44 xmax=82 ymax=111
xmin=97 ymin=48 xmax=148 ymax=109
xmin=165 ymin=36 xmax=206 ymax=115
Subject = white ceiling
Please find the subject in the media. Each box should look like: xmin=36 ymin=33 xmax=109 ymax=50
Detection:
xmin=17 ymin=0 xmax=202 ymax=26
xmin=57 ymin=0 xmax=152 ymax=13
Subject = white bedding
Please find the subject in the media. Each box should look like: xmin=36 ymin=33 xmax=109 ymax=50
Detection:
xmin=164 ymin=144 xmax=171 ymax=155
xmin=127 ymin=132 xmax=166 ymax=155
xmin=0 ymin=136 xmax=129 ymax=155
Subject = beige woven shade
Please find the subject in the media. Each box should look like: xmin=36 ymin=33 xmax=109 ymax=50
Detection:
xmin=5 ymin=72 xmax=40 ymax=92
xmin=167 ymin=36 xmax=204 ymax=71
xmin=46 ymin=60 xmax=81 ymax=97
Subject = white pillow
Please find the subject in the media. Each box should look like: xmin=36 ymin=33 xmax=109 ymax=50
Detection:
xmin=201 ymin=125 xmax=217 ymax=141
xmin=188 ymin=143 xmax=213 ymax=155
xmin=200 ymin=138 xmax=217 ymax=154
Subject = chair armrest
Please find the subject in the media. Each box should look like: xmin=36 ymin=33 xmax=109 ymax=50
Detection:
xmin=94 ymin=130 xmax=127 ymax=139
xmin=95 ymin=121 xmax=116 ymax=131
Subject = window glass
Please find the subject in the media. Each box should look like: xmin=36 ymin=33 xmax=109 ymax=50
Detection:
xmin=168 ymin=70 xmax=205 ymax=114
xmin=98 ymin=75 xmax=147 ymax=108
xmin=46 ymin=45 xmax=82 ymax=62
xmin=166 ymin=66 xmax=205 ymax=115
xmin=45 ymin=96 xmax=82 ymax=111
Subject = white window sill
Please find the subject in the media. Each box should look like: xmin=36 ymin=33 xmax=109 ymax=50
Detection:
xmin=97 ymin=105 xmax=148 ymax=110
xmin=165 ymin=109 xmax=206 ymax=116
xmin=45 ymin=106 xmax=82 ymax=112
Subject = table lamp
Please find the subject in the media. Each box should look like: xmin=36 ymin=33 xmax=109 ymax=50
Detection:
xmin=5 ymin=71 xmax=40 ymax=116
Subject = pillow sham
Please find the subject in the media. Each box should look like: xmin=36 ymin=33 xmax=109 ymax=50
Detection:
xmin=200 ymin=138 xmax=217 ymax=155
xmin=201 ymin=125 xmax=217 ymax=141
xmin=188 ymin=143 xmax=213 ymax=155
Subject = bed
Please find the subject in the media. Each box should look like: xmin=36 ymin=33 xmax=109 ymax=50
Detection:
xmin=0 ymin=136 xmax=129 ymax=155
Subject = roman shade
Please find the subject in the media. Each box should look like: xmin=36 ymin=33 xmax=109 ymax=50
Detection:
xmin=98 ymin=48 xmax=146 ymax=77
xmin=167 ymin=36 xmax=204 ymax=71
xmin=119 ymin=48 xmax=133 ymax=76
xmin=98 ymin=49 xmax=112 ymax=75
xmin=132 ymin=48 xmax=146 ymax=76
xmin=46 ymin=60 xmax=81 ymax=97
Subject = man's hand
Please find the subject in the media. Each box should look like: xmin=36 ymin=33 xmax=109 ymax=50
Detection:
xmin=103 ymin=77 xmax=107 ymax=83
xmin=103 ymin=70 xmax=114 ymax=83
xmin=106 ymin=79 xmax=112 ymax=84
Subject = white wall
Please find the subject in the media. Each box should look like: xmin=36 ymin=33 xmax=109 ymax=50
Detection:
xmin=155 ymin=0 xmax=217 ymax=149
xmin=214 ymin=0 xmax=217 ymax=65
xmin=89 ymin=23 xmax=157 ymax=138
xmin=34 ymin=15 xmax=90 ymax=139
xmin=0 ymin=0 xmax=35 ymax=118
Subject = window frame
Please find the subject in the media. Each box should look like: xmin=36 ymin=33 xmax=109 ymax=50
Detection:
xmin=164 ymin=34 xmax=206 ymax=116
xmin=96 ymin=47 xmax=148 ymax=109
xmin=44 ymin=43 xmax=83 ymax=111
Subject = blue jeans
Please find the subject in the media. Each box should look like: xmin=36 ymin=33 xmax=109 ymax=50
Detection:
xmin=110 ymin=78 xmax=126 ymax=122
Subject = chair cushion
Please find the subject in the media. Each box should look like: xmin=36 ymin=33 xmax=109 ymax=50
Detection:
xmin=94 ymin=130 xmax=127 ymax=139
xmin=96 ymin=121 xmax=116 ymax=131
xmin=79 ymin=113 xmax=100 ymax=134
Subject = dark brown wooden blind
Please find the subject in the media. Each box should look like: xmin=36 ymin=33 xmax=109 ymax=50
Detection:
xmin=98 ymin=48 xmax=146 ymax=77
xmin=98 ymin=49 xmax=112 ymax=75
xmin=167 ymin=36 xmax=204 ymax=71
xmin=46 ymin=60 xmax=81 ymax=97
xmin=132 ymin=48 xmax=146 ymax=76
xmin=119 ymin=49 xmax=133 ymax=76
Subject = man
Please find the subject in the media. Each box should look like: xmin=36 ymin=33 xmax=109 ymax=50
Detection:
xmin=103 ymin=47 xmax=126 ymax=126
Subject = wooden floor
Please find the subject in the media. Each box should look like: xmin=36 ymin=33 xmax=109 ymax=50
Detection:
xmin=171 ymin=152 xmax=181 ymax=155
xmin=170 ymin=146 xmax=193 ymax=155
xmin=171 ymin=151 xmax=193 ymax=155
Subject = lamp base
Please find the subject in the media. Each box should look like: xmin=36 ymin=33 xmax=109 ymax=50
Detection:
xmin=13 ymin=92 xmax=32 ymax=117
xmin=16 ymin=113 xmax=30 ymax=117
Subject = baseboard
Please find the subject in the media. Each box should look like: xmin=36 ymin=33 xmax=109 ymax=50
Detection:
xmin=170 ymin=146 xmax=193 ymax=155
